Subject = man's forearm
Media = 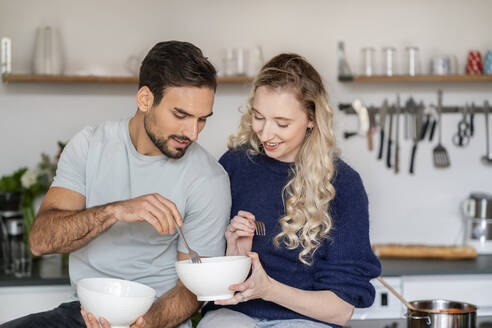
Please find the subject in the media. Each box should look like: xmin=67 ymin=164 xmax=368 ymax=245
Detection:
xmin=29 ymin=204 xmax=117 ymax=256
xmin=144 ymin=281 xmax=201 ymax=328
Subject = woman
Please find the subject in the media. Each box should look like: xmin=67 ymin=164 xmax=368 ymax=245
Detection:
xmin=199 ymin=54 xmax=381 ymax=328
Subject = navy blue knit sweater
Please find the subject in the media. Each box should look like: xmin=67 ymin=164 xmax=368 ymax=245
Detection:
xmin=203 ymin=149 xmax=381 ymax=327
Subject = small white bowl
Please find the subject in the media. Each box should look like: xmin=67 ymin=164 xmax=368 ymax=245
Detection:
xmin=77 ymin=277 xmax=156 ymax=328
xmin=175 ymin=255 xmax=251 ymax=301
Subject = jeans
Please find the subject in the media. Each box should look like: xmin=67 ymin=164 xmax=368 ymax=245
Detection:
xmin=198 ymin=308 xmax=333 ymax=328
xmin=0 ymin=301 xmax=84 ymax=328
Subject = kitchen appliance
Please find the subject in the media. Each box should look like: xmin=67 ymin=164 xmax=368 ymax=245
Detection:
xmin=376 ymin=276 xmax=477 ymax=327
xmin=0 ymin=191 xmax=23 ymax=274
xmin=0 ymin=211 xmax=26 ymax=275
xmin=350 ymin=275 xmax=492 ymax=328
xmin=406 ymin=299 xmax=476 ymax=328
xmin=463 ymin=192 xmax=492 ymax=254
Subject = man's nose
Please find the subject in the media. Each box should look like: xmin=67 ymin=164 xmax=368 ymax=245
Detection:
xmin=183 ymin=120 xmax=199 ymax=142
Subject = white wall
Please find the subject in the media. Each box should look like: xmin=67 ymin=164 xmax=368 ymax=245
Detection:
xmin=1 ymin=0 xmax=491 ymax=245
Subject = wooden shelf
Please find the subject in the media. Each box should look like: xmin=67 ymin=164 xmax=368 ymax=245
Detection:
xmin=338 ymin=74 xmax=492 ymax=83
xmin=1 ymin=74 xmax=253 ymax=84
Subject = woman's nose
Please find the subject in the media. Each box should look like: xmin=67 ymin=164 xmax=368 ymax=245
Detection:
xmin=259 ymin=121 xmax=275 ymax=141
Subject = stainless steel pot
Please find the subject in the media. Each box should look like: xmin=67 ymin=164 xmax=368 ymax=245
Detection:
xmin=406 ymin=299 xmax=477 ymax=328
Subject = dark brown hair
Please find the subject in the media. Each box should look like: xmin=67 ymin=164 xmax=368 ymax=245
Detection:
xmin=139 ymin=41 xmax=217 ymax=106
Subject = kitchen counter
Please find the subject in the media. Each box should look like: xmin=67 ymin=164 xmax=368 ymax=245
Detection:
xmin=2 ymin=255 xmax=492 ymax=287
xmin=381 ymin=254 xmax=492 ymax=276
xmin=0 ymin=255 xmax=69 ymax=287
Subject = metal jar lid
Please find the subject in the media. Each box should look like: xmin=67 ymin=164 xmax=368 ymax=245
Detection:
xmin=4 ymin=217 xmax=24 ymax=236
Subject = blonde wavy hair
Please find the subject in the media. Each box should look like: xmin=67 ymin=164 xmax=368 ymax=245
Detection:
xmin=228 ymin=54 xmax=337 ymax=265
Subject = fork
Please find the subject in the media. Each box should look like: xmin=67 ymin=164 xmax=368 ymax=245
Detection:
xmin=173 ymin=219 xmax=201 ymax=264
xmin=254 ymin=220 xmax=266 ymax=236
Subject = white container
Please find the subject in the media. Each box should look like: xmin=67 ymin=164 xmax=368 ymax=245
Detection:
xmin=175 ymin=255 xmax=251 ymax=301
xmin=77 ymin=277 xmax=155 ymax=328
xmin=360 ymin=47 xmax=375 ymax=76
xmin=405 ymin=46 xmax=421 ymax=76
xmin=1 ymin=37 xmax=12 ymax=74
xmin=382 ymin=47 xmax=397 ymax=76
xmin=32 ymin=26 xmax=64 ymax=75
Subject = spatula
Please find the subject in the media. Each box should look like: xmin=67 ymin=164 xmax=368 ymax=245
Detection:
xmin=433 ymin=90 xmax=450 ymax=168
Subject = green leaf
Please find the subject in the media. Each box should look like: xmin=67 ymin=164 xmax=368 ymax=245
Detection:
xmin=0 ymin=168 xmax=27 ymax=192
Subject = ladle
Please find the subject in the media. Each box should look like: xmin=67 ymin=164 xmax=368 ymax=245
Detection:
xmin=482 ymin=100 xmax=492 ymax=165
xmin=376 ymin=276 xmax=441 ymax=314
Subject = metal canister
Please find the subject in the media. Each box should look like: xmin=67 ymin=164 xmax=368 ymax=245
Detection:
xmin=468 ymin=193 xmax=492 ymax=219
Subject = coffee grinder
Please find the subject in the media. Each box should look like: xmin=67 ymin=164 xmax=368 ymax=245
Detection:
xmin=463 ymin=192 xmax=492 ymax=254
xmin=0 ymin=191 xmax=25 ymax=275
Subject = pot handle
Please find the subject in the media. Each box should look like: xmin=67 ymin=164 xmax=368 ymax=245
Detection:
xmin=404 ymin=312 xmax=431 ymax=325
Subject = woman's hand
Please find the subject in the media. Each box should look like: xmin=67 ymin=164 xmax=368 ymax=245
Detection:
xmin=214 ymin=252 xmax=275 ymax=305
xmin=225 ymin=211 xmax=256 ymax=256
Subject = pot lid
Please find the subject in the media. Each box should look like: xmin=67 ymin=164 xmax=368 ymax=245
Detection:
xmin=470 ymin=192 xmax=492 ymax=201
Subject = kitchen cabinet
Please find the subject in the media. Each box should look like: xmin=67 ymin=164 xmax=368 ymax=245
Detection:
xmin=349 ymin=275 xmax=492 ymax=328
xmin=351 ymin=274 xmax=492 ymax=319
xmin=1 ymin=74 xmax=252 ymax=84
xmin=0 ymin=255 xmax=71 ymax=323
xmin=3 ymin=256 xmax=492 ymax=326
xmin=0 ymin=285 xmax=73 ymax=324
xmin=348 ymin=256 xmax=492 ymax=327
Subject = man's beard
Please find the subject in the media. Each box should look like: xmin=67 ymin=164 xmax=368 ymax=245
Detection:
xmin=144 ymin=114 xmax=192 ymax=159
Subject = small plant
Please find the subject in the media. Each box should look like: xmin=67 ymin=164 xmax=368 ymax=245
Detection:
xmin=0 ymin=142 xmax=65 ymax=246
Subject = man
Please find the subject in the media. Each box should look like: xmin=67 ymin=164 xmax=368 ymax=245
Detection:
xmin=2 ymin=41 xmax=231 ymax=328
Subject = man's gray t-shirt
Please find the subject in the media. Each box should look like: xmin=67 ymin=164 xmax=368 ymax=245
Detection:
xmin=52 ymin=118 xmax=231 ymax=299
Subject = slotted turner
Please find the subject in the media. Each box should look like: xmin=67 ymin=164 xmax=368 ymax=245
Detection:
xmin=433 ymin=90 xmax=450 ymax=168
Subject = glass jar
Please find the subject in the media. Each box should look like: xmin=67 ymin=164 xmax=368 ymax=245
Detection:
xmin=382 ymin=47 xmax=397 ymax=76
xmin=405 ymin=46 xmax=420 ymax=76
xmin=360 ymin=47 xmax=375 ymax=76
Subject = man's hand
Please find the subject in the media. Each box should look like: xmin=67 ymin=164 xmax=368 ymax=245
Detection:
xmin=112 ymin=193 xmax=182 ymax=235
xmin=80 ymin=308 xmax=108 ymax=328
xmin=81 ymin=308 xmax=146 ymax=328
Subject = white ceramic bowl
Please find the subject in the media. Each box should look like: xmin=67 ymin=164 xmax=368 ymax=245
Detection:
xmin=175 ymin=255 xmax=251 ymax=301
xmin=77 ymin=277 xmax=156 ymax=328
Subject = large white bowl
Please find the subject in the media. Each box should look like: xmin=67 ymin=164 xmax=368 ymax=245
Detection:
xmin=175 ymin=256 xmax=251 ymax=301
xmin=77 ymin=277 xmax=156 ymax=328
